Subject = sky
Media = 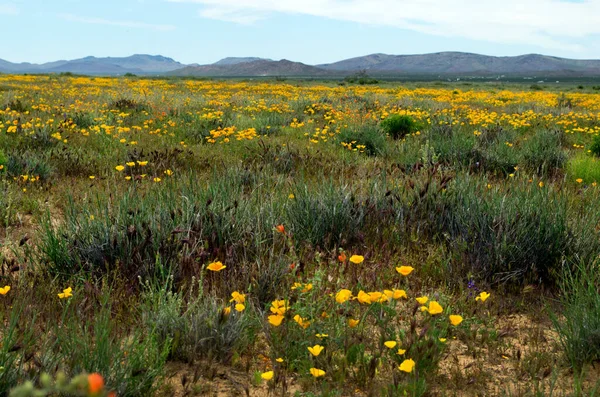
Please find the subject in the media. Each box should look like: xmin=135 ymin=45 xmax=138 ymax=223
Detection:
xmin=1 ymin=0 xmax=600 ymax=65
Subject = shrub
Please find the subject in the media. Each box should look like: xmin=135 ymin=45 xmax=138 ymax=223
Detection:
xmin=6 ymin=151 xmax=54 ymax=181
xmin=589 ymin=134 xmax=600 ymax=157
xmin=380 ymin=115 xmax=417 ymax=140
xmin=442 ymin=177 xmax=569 ymax=284
xmin=344 ymin=71 xmax=379 ymax=85
xmin=472 ymin=127 xmax=519 ymax=176
xmin=520 ymin=129 xmax=566 ymax=177
xmin=111 ymin=98 xmax=148 ymax=113
xmin=427 ymin=125 xmax=475 ymax=167
xmin=38 ymin=169 xmax=280 ymax=285
xmin=337 ymin=124 xmax=387 ymax=156
xmin=141 ymin=280 xmax=258 ymax=364
xmin=551 ymin=261 xmax=600 ymax=371
xmin=50 ymin=299 xmax=170 ymax=396
xmin=286 ymin=182 xmax=365 ymax=249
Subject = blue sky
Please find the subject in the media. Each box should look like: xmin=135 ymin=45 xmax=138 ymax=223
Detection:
xmin=1 ymin=0 xmax=599 ymax=64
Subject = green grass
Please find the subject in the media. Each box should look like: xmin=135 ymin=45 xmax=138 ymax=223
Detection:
xmin=567 ymin=153 xmax=600 ymax=184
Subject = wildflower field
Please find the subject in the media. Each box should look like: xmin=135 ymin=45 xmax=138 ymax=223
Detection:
xmin=1 ymin=75 xmax=600 ymax=396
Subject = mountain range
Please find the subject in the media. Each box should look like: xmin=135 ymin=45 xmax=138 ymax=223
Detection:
xmin=1 ymin=52 xmax=600 ymax=77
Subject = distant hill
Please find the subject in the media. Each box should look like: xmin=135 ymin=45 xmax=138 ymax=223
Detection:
xmin=319 ymin=52 xmax=600 ymax=76
xmin=170 ymin=59 xmax=331 ymax=77
xmin=1 ymin=52 xmax=600 ymax=77
xmin=0 ymin=54 xmax=183 ymax=75
xmin=213 ymin=57 xmax=271 ymax=66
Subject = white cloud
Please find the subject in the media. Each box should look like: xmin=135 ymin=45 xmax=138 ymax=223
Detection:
xmin=58 ymin=13 xmax=176 ymax=31
xmin=167 ymin=0 xmax=600 ymax=53
xmin=0 ymin=3 xmax=18 ymax=15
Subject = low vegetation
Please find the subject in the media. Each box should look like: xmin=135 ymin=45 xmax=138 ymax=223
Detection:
xmin=0 ymin=75 xmax=599 ymax=395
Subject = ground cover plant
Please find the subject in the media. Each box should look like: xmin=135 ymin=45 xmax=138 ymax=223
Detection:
xmin=0 ymin=75 xmax=600 ymax=395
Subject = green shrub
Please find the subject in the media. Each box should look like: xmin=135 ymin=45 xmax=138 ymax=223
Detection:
xmin=551 ymin=261 xmax=600 ymax=371
xmin=472 ymin=127 xmax=519 ymax=176
xmin=39 ymin=169 xmax=280 ymax=285
xmin=337 ymin=124 xmax=387 ymax=156
xmin=589 ymin=134 xmax=600 ymax=157
xmin=286 ymin=181 xmax=365 ymax=249
xmin=380 ymin=115 xmax=417 ymax=140
xmin=141 ymin=280 xmax=258 ymax=364
xmin=6 ymin=151 xmax=54 ymax=181
xmin=520 ymin=129 xmax=566 ymax=177
xmin=442 ymin=177 xmax=569 ymax=284
xmin=427 ymin=125 xmax=475 ymax=167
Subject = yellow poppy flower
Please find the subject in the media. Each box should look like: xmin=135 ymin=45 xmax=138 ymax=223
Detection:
xmin=348 ymin=319 xmax=360 ymax=328
xmin=426 ymin=301 xmax=443 ymax=315
xmin=310 ymin=368 xmax=326 ymax=378
xmin=399 ymin=359 xmax=415 ymax=373
xmin=396 ymin=266 xmax=414 ymax=276
xmin=384 ymin=341 xmax=397 ymax=349
xmin=449 ymin=315 xmax=463 ymax=326
xmin=368 ymin=291 xmax=382 ymax=303
xmin=270 ymin=299 xmax=288 ymax=315
xmin=223 ymin=307 xmax=231 ymax=316
xmin=230 ymin=291 xmax=246 ymax=304
xmin=115 ymin=165 xmax=125 ymax=172
xmin=335 ymin=289 xmax=352 ymax=304
xmin=416 ymin=296 xmax=428 ymax=304
xmin=261 ymin=371 xmax=274 ymax=380
xmin=476 ymin=291 xmax=490 ymax=302
xmin=58 ymin=287 xmax=73 ymax=299
xmin=397 ymin=349 xmax=406 ymax=355
xmin=357 ymin=290 xmax=372 ymax=305
xmin=206 ymin=261 xmax=226 ymax=272
xmin=307 ymin=345 xmax=324 ymax=356
xmin=0 ymin=286 xmax=11 ymax=295
xmin=268 ymin=314 xmax=284 ymax=327
xmin=349 ymin=255 xmax=364 ymax=264
xmin=235 ymin=303 xmax=245 ymax=312
xmin=293 ymin=314 xmax=310 ymax=329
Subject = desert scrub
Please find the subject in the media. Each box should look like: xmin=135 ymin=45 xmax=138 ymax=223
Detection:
xmin=337 ymin=123 xmax=387 ymax=156
xmin=551 ymin=261 xmax=600 ymax=371
xmin=44 ymin=292 xmax=170 ymax=396
xmin=519 ymin=128 xmax=566 ymax=177
xmin=141 ymin=279 xmax=259 ymax=364
xmin=380 ymin=115 xmax=418 ymax=140
xmin=590 ymin=134 xmax=600 ymax=157
xmin=285 ymin=181 xmax=365 ymax=249
xmin=441 ymin=176 xmax=569 ymax=285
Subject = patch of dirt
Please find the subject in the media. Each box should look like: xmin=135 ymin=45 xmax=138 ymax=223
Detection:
xmin=436 ymin=314 xmax=600 ymax=396
xmin=160 ymin=362 xmax=303 ymax=397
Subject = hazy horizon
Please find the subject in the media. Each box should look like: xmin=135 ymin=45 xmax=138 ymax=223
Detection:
xmin=2 ymin=0 xmax=599 ymax=65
